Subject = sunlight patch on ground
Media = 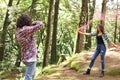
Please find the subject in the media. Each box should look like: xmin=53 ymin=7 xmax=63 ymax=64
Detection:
xmin=47 ymin=72 xmax=61 ymax=78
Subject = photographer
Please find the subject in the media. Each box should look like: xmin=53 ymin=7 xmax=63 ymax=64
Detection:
xmin=16 ymin=14 xmax=44 ymax=80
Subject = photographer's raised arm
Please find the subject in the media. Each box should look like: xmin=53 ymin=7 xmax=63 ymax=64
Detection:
xmin=24 ymin=21 xmax=44 ymax=36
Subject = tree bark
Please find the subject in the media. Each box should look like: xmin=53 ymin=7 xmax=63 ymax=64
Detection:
xmin=30 ymin=0 xmax=37 ymax=18
xmin=114 ymin=0 xmax=118 ymax=43
xmin=0 ymin=0 xmax=13 ymax=61
xmin=75 ymin=0 xmax=88 ymax=53
xmin=43 ymin=0 xmax=54 ymax=68
xmin=15 ymin=44 xmax=21 ymax=67
xmin=14 ymin=0 xmax=22 ymax=67
xmin=51 ymin=0 xmax=60 ymax=64
xmin=16 ymin=0 xmax=21 ymax=5
xmin=84 ymin=0 xmax=96 ymax=50
xmin=114 ymin=13 xmax=118 ymax=43
xmin=119 ymin=27 xmax=120 ymax=42
xmin=101 ymin=0 xmax=107 ymax=26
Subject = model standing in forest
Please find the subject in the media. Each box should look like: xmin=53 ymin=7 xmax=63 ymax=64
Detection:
xmin=78 ymin=24 xmax=117 ymax=77
xmin=16 ymin=14 xmax=44 ymax=80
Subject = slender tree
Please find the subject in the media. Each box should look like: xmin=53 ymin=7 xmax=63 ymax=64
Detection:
xmin=114 ymin=0 xmax=118 ymax=43
xmin=51 ymin=0 xmax=60 ymax=64
xmin=15 ymin=44 xmax=21 ymax=67
xmin=0 ymin=0 xmax=13 ymax=61
xmin=119 ymin=26 xmax=120 ymax=42
xmin=84 ymin=0 xmax=96 ymax=50
xmin=75 ymin=0 xmax=88 ymax=53
xmin=30 ymin=0 xmax=37 ymax=18
xmin=16 ymin=0 xmax=21 ymax=5
xmin=101 ymin=0 xmax=107 ymax=26
xmin=43 ymin=0 xmax=54 ymax=68
xmin=14 ymin=0 xmax=22 ymax=67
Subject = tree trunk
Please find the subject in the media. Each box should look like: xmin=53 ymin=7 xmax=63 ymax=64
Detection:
xmin=119 ymin=26 xmax=120 ymax=42
xmin=75 ymin=0 xmax=88 ymax=53
xmin=15 ymin=44 xmax=21 ymax=67
xmin=16 ymin=0 xmax=21 ymax=5
xmin=14 ymin=0 xmax=22 ymax=67
xmin=101 ymin=0 xmax=107 ymax=26
xmin=51 ymin=0 xmax=60 ymax=64
xmin=30 ymin=0 xmax=37 ymax=18
xmin=114 ymin=13 xmax=118 ymax=43
xmin=43 ymin=0 xmax=54 ymax=68
xmin=0 ymin=0 xmax=13 ymax=61
xmin=84 ymin=0 xmax=96 ymax=50
xmin=114 ymin=0 xmax=118 ymax=43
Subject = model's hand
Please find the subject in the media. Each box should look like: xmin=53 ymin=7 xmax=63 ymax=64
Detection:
xmin=111 ymin=42 xmax=117 ymax=48
xmin=78 ymin=31 xmax=83 ymax=34
xmin=78 ymin=29 xmax=83 ymax=34
xmin=114 ymin=44 xmax=117 ymax=48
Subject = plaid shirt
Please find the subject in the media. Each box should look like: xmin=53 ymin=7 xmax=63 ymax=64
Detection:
xmin=91 ymin=32 xmax=110 ymax=49
xmin=16 ymin=21 xmax=44 ymax=61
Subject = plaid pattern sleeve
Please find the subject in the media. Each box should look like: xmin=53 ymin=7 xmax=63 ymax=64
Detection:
xmin=103 ymin=32 xmax=110 ymax=43
xmin=16 ymin=21 xmax=44 ymax=61
xmin=22 ymin=21 xmax=44 ymax=37
xmin=102 ymin=32 xmax=111 ymax=49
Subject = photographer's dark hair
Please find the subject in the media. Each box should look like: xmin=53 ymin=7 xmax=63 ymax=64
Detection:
xmin=97 ymin=24 xmax=104 ymax=34
xmin=16 ymin=14 xmax=32 ymax=28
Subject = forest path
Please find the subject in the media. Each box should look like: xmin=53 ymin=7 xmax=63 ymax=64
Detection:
xmin=36 ymin=44 xmax=120 ymax=80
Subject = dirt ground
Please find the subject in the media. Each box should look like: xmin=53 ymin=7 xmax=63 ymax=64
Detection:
xmin=36 ymin=44 xmax=120 ymax=80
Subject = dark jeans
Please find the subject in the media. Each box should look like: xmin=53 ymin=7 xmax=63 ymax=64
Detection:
xmin=89 ymin=44 xmax=106 ymax=70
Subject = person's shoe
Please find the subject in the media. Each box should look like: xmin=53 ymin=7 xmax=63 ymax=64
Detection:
xmin=99 ymin=71 xmax=104 ymax=77
xmin=83 ymin=69 xmax=91 ymax=75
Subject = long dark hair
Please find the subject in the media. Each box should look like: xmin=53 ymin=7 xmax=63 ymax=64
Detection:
xmin=16 ymin=14 xmax=32 ymax=28
xmin=97 ymin=24 xmax=104 ymax=34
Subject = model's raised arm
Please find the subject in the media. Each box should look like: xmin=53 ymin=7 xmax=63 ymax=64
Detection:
xmin=78 ymin=30 xmax=91 ymax=36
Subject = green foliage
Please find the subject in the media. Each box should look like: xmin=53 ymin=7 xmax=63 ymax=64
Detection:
xmin=57 ymin=0 xmax=79 ymax=56
xmin=70 ymin=61 xmax=82 ymax=71
xmin=0 ymin=66 xmax=25 ymax=80
xmin=41 ymin=65 xmax=61 ymax=75
xmin=0 ymin=0 xmax=120 ymax=79
xmin=67 ymin=53 xmax=87 ymax=72
xmin=68 ymin=54 xmax=84 ymax=64
xmin=107 ymin=68 xmax=120 ymax=76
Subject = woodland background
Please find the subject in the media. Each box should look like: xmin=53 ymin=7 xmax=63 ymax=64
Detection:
xmin=0 ymin=0 xmax=120 ymax=80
